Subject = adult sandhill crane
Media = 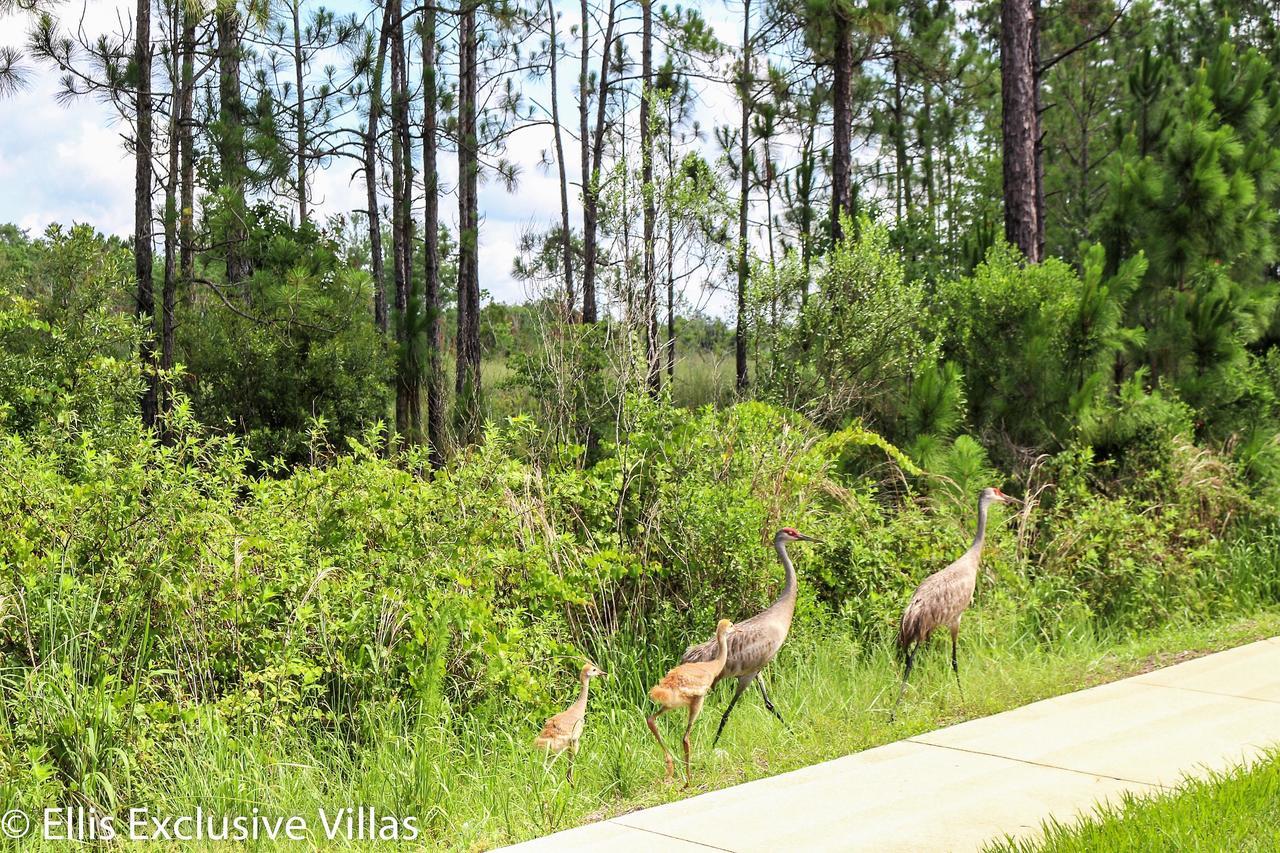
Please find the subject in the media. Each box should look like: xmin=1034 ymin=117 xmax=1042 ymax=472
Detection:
xmin=892 ymin=486 xmax=1020 ymax=719
xmin=646 ymin=618 xmax=735 ymax=786
xmin=680 ymin=528 xmax=821 ymax=745
xmin=533 ymin=662 xmax=606 ymax=781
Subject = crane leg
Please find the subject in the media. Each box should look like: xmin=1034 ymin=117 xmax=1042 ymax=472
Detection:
xmin=757 ymin=677 xmax=785 ymax=725
xmin=890 ymin=645 xmax=917 ymax=722
xmin=950 ymin=625 xmax=964 ymax=697
xmin=567 ymin=741 xmax=578 ymax=784
xmin=647 ymin=708 xmax=675 ymax=782
xmin=683 ymin=696 xmax=704 ymax=789
xmin=711 ymin=676 xmax=752 ymax=747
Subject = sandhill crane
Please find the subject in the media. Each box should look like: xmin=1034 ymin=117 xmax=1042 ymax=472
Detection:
xmin=891 ymin=487 xmax=1020 ymax=719
xmin=646 ymin=618 xmax=735 ymax=786
xmin=533 ymin=662 xmax=606 ymax=781
xmin=680 ymin=528 xmax=821 ymax=745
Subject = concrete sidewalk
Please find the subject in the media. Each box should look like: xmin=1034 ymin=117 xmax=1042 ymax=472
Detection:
xmin=501 ymin=637 xmax=1280 ymax=852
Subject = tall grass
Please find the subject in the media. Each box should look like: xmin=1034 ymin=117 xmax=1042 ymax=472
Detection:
xmin=10 ymin=602 xmax=1279 ymax=851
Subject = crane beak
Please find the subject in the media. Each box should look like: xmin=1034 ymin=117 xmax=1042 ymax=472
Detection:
xmin=798 ymin=533 xmax=824 ymax=543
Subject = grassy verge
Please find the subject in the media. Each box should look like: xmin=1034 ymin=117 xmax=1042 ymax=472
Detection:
xmin=986 ymin=749 xmax=1280 ymax=852
xmin=18 ymin=609 xmax=1276 ymax=851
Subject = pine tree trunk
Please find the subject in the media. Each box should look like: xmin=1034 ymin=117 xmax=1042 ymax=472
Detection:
xmin=1001 ymin=0 xmax=1041 ymax=261
xmin=365 ymin=1 xmax=392 ymax=333
xmin=215 ymin=8 xmax=249 ymax=286
xmin=422 ymin=3 xmax=444 ymax=465
xmin=161 ymin=0 xmax=177 ymax=396
xmin=292 ymin=0 xmax=308 ymax=224
xmin=179 ymin=6 xmax=195 ymax=306
xmin=735 ymin=0 xmax=751 ymax=393
xmin=547 ymin=0 xmax=574 ymax=320
xmin=456 ymin=0 xmax=483 ymax=444
xmin=390 ymin=0 xmax=419 ymax=443
xmin=580 ymin=0 xmax=619 ymax=326
xmin=830 ymin=5 xmax=854 ymax=240
xmin=136 ymin=0 xmax=157 ymax=428
xmin=641 ymin=0 xmax=659 ymax=394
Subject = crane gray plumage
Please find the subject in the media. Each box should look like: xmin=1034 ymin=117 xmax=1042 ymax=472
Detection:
xmin=680 ymin=527 xmax=820 ymax=745
xmin=891 ymin=487 xmax=1020 ymax=719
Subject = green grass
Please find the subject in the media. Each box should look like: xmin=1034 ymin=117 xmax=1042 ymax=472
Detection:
xmin=478 ymin=347 xmax=740 ymax=426
xmin=14 ymin=609 xmax=1278 ymax=851
xmin=986 ymin=749 xmax=1280 ymax=852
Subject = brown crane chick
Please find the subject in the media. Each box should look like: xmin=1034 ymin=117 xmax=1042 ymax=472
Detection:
xmin=681 ymin=528 xmax=821 ymax=745
xmin=647 ymin=618 xmax=735 ymax=787
xmin=892 ymin=487 xmax=1021 ymax=720
xmin=534 ymin=662 xmax=606 ymax=782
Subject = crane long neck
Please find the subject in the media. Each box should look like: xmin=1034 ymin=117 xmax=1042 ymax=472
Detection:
xmin=971 ymin=496 xmax=991 ymax=553
xmin=773 ymin=539 xmax=797 ymax=608
xmin=714 ymin=630 xmax=730 ymax=665
xmin=572 ymin=675 xmax=590 ymax=711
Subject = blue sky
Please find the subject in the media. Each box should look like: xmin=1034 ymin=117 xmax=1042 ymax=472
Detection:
xmin=0 ymin=2 xmax=744 ymax=310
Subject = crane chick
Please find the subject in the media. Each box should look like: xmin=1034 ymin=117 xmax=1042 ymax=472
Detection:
xmin=647 ymin=618 xmax=735 ymax=787
xmin=534 ymin=662 xmax=606 ymax=782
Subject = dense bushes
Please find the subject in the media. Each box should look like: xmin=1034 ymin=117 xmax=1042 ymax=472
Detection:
xmin=4 ymin=379 xmax=1278 ymax=811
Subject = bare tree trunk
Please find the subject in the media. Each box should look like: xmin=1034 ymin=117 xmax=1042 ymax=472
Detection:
xmin=920 ymin=79 xmax=936 ymax=227
xmin=577 ymin=0 xmax=591 ymax=323
xmin=547 ymin=0 xmax=574 ymax=319
xmin=892 ymin=48 xmax=911 ymax=220
xmin=292 ymin=0 xmax=308 ymax=224
xmin=1001 ymin=0 xmax=1041 ymax=261
xmin=365 ymin=1 xmax=392 ymax=333
xmin=422 ymin=2 xmax=444 ymax=465
xmin=1032 ymin=0 xmax=1045 ymax=260
xmin=161 ymin=0 xmax=177 ymax=394
xmin=455 ymin=0 xmax=483 ymax=444
xmin=179 ymin=5 xmax=195 ymax=305
xmin=800 ymin=116 xmax=815 ymax=287
xmin=580 ymin=0 xmax=619 ymax=325
xmin=830 ymin=5 xmax=854 ymax=240
xmin=763 ymin=140 xmax=776 ymax=269
xmin=397 ymin=10 xmax=417 ymax=442
xmin=137 ymin=0 xmax=157 ymax=428
xmin=641 ymin=0 xmax=659 ymax=394
xmin=666 ymin=98 xmax=675 ymax=383
xmin=735 ymin=0 xmax=751 ymax=393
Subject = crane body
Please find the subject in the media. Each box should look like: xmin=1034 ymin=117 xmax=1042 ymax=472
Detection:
xmin=680 ymin=528 xmax=820 ymax=744
xmin=534 ymin=662 xmax=606 ymax=781
xmin=892 ymin=487 xmax=1020 ymax=719
xmin=647 ymin=618 xmax=735 ymax=786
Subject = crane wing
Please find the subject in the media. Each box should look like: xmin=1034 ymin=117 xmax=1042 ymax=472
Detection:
xmin=899 ymin=558 xmax=977 ymax=651
xmin=534 ymin=707 xmax=582 ymax=751
xmin=680 ymin=619 xmax=784 ymax=679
